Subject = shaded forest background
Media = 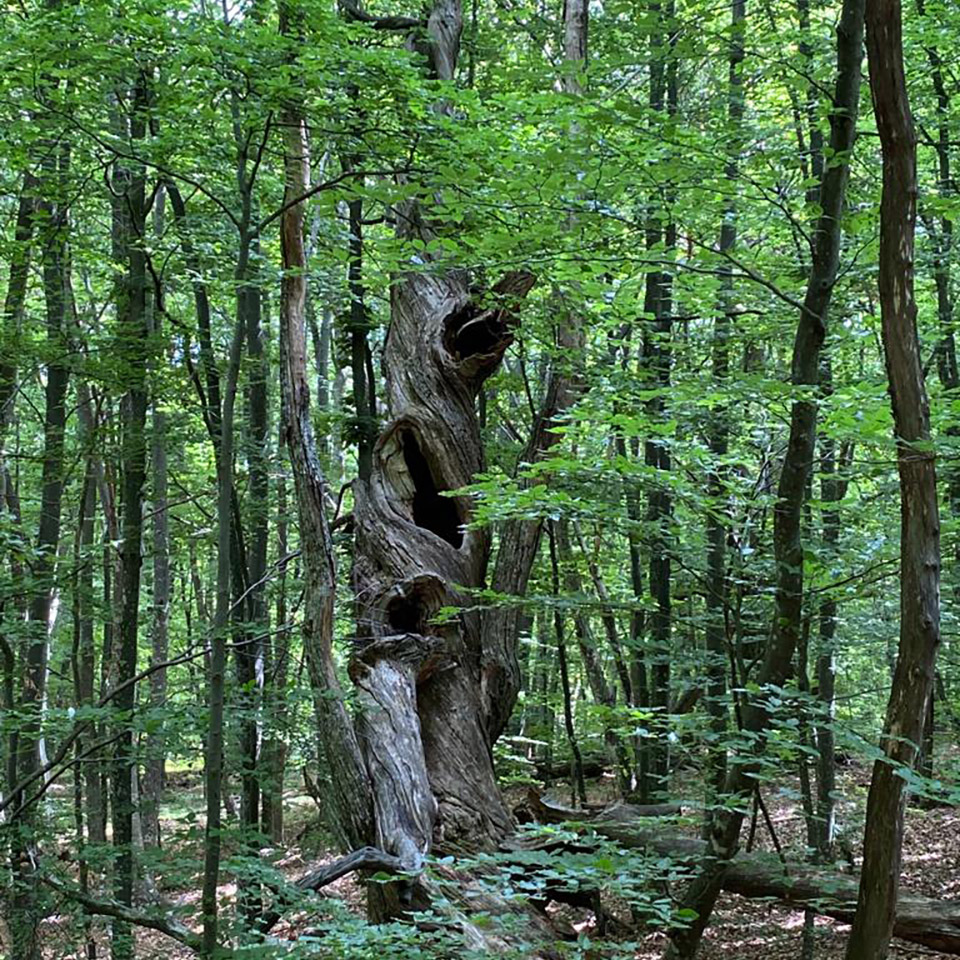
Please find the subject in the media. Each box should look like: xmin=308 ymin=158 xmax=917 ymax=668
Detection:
xmin=0 ymin=0 xmax=957 ymax=956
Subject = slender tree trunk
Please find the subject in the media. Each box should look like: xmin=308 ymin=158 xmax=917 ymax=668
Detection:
xmin=642 ymin=0 xmax=674 ymax=801
xmin=0 ymin=173 xmax=36 ymax=923
xmin=110 ymin=74 xmax=149 ymax=960
xmin=279 ymin=0 xmax=372 ymax=865
xmin=142 ymin=194 xmax=169 ymax=855
xmin=10 ymin=143 xmax=72 ymax=960
xmin=664 ymin=1 xmax=864 ymax=952
xmin=815 ymin=365 xmax=847 ymax=858
xmin=200 ymin=265 xmax=245 ymax=960
xmin=548 ymin=527 xmax=588 ymax=807
xmin=261 ymin=432 xmax=289 ymax=843
xmin=844 ymin=4 xmax=941 ymax=956
xmin=917 ymin=0 xmax=956 ymax=783
xmin=555 ymin=521 xmax=629 ymax=790
xmin=704 ymin=0 xmax=744 ymax=826
xmin=236 ymin=215 xmax=267 ymax=924
xmin=0 ymin=173 xmax=37 ymax=447
xmin=74 ymin=384 xmax=99 ymax=958
xmin=346 ymin=175 xmax=377 ymax=481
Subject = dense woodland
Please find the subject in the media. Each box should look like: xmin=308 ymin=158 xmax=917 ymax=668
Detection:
xmin=0 ymin=0 xmax=957 ymax=956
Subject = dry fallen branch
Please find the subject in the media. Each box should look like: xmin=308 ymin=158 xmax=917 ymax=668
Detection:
xmin=41 ymin=871 xmax=202 ymax=952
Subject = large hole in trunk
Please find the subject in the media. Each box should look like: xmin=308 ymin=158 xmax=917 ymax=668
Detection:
xmin=401 ymin=431 xmax=463 ymax=549
xmin=444 ymin=303 xmax=507 ymax=362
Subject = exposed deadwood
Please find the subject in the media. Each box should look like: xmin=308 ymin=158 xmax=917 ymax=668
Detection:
xmin=350 ymin=263 xmax=535 ymax=868
xmin=533 ymin=754 xmax=608 ymax=782
xmin=525 ymin=788 xmax=681 ymax=823
xmin=41 ymin=871 xmax=201 ymax=953
xmin=591 ymin=813 xmax=960 ymax=955
xmin=262 ymin=847 xmax=404 ymax=933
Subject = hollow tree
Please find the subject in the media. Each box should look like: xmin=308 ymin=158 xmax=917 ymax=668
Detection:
xmin=282 ymin=0 xmax=535 ymax=899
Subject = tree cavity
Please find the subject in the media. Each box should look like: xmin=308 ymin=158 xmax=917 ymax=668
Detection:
xmin=400 ymin=430 xmax=463 ymax=549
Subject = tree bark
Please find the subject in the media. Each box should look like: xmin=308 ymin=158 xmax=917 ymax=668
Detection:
xmin=10 ymin=158 xmax=71 ymax=960
xmin=816 ymin=366 xmax=848 ymax=857
xmin=704 ymin=0 xmax=744 ymax=824
xmin=279 ymin=0 xmax=373 ymax=864
xmin=143 ymin=193 xmax=170 ymax=855
xmin=0 ymin=173 xmax=37 ymax=447
xmin=261 ymin=429 xmax=290 ymax=844
xmin=326 ymin=0 xmax=535 ymax=889
xmin=845 ymin=3 xmax=941 ymax=956
xmin=200 ymin=258 xmax=245 ymax=960
xmin=110 ymin=73 xmax=149 ymax=960
xmin=641 ymin=0 xmax=675 ymax=801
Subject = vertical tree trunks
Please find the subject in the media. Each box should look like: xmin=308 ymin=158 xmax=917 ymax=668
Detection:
xmin=200 ymin=276 xmax=245 ymax=959
xmin=143 ymin=195 xmax=170 ymax=855
xmin=815 ymin=363 xmax=846 ymax=857
xmin=237 ymin=227 xmax=267 ymax=924
xmin=279 ymin=0 xmax=373 ymax=862
xmin=844 ymin=4 xmax=941 ymax=956
xmin=642 ymin=0 xmax=675 ymax=801
xmin=704 ymin=0 xmax=744 ymax=821
xmin=11 ymin=150 xmax=72 ymax=960
xmin=664 ymin=1 xmax=864 ymax=953
xmin=110 ymin=74 xmax=148 ymax=960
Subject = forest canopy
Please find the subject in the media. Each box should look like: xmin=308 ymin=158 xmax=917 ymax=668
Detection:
xmin=0 ymin=0 xmax=956 ymax=958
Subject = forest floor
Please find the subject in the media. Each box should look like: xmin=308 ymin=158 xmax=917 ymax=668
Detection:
xmin=40 ymin=758 xmax=960 ymax=959
xmin=632 ymin=758 xmax=960 ymax=960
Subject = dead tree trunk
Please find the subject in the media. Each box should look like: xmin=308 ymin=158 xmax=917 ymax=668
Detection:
xmin=284 ymin=0 xmax=537 ymax=926
xmin=344 ymin=0 xmax=534 ymax=875
xmin=350 ymin=259 xmax=534 ymax=860
xmin=845 ymin=3 xmax=941 ymax=957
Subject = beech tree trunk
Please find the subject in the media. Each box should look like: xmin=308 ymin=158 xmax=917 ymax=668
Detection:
xmin=704 ymin=0 xmax=744 ymax=823
xmin=143 ymin=194 xmax=170 ymax=855
xmin=845 ymin=3 xmax=941 ymax=957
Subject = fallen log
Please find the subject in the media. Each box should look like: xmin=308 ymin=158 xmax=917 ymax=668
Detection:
xmin=526 ymin=788 xmax=681 ymax=823
xmin=533 ymin=755 xmax=608 ymax=782
xmin=592 ymin=809 xmax=960 ymax=955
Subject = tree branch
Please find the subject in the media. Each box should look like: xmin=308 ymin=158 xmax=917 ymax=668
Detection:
xmin=41 ymin=871 xmax=202 ymax=952
xmin=260 ymin=846 xmax=403 ymax=933
xmin=340 ymin=0 xmax=421 ymax=30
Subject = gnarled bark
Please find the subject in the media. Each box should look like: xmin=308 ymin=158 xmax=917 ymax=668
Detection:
xmin=351 ymin=264 xmax=534 ymax=861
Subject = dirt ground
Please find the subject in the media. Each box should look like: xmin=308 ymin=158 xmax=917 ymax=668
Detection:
xmin=33 ymin=761 xmax=960 ymax=959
